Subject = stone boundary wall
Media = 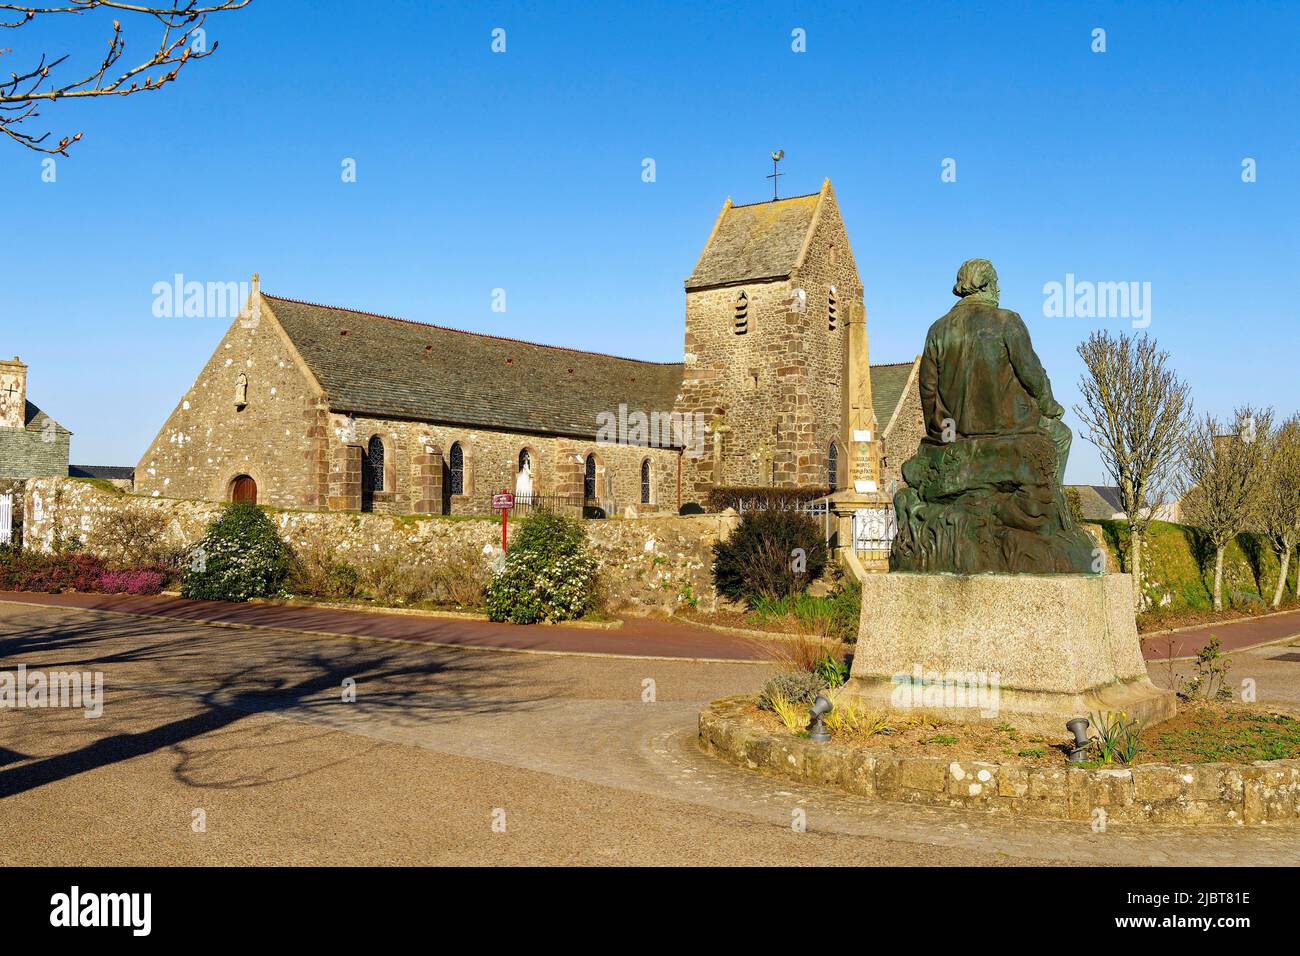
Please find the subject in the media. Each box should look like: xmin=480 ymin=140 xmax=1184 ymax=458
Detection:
xmin=21 ymin=477 xmax=737 ymax=614
xmin=699 ymin=696 xmax=1300 ymax=826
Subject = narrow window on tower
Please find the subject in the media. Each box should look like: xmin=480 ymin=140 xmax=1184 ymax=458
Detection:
xmin=733 ymin=290 xmax=749 ymax=335
xmin=828 ymin=286 xmax=838 ymax=332
xmin=828 ymin=442 xmax=839 ymax=492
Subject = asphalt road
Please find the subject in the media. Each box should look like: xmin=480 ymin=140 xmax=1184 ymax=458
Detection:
xmin=1 ymin=599 xmax=1297 ymax=866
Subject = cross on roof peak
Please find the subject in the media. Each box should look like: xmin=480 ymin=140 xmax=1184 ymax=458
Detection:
xmin=766 ymin=149 xmax=784 ymax=201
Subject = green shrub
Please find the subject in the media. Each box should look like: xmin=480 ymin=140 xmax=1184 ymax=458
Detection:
xmin=181 ymin=503 xmax=289 ymax=602
xmin=758 ymin=670 xmax=827 ymax=711
xmin=713 ymin=509 xmax=828 ymax=605
xmin=485 ymin=509 xmax=599 ymax=624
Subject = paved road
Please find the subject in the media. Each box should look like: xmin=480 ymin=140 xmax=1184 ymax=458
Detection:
xmin=5 ymin=590 xmax=1298 ymax=664
xmin=1 ymin=599 xmax=1297 ymax=865
xmin=0 ymin=591 xmax=769 ymax=661
xmin=1141 ymin=607 xmax=1300 ymax=660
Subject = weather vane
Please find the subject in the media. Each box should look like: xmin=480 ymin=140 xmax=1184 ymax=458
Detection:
xmin=767 ymin=149 xmax=784 ymax=201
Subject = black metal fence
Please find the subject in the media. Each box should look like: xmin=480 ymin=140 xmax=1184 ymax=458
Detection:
xmin=491 ymin=493 xmax=622 ymax=519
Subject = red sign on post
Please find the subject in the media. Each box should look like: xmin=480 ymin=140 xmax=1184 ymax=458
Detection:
xmin=494 ymin=490 xmax=514 ymax=552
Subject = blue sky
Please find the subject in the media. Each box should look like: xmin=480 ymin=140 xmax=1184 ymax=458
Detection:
xmin=2 ymin=0 xmax=1296 ymax=483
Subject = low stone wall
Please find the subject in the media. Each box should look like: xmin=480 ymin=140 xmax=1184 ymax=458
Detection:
xmin=699 ymin=696 xmax=1300 ymax=826
xmin=20 ymin=477 xmax=736 ymax=614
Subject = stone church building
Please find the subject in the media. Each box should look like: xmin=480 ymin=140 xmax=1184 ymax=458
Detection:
xmin=136 ymin=179 xmax=922 ymax=516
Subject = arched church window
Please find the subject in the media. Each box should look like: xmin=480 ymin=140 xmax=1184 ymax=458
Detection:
xmin=516 ymin=448 xmax=534 ymax=498
xmin=449 ymin=442 xmax=464 ymax=496
xmin=584 ymin=454 xmax=597 ymax=501
xmin=640 ymin=459 xmax=652 ymax=504
xmin=364 ymin=435 xmax=386 ymax=492
xmin=733 ymin=290 xmax=748 ymax=335
xmin=828 ymin=442 xmax=838 ymax=492
xmin=828 ymin=286 xmax=838 ymax=332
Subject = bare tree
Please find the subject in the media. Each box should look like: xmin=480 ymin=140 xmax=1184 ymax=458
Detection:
xmin=1074 ymin=331 xmax=1193 ymax=608
xmin=0 ymin=0 xmax=249 ymax=155
xmin=1181 ymin=406 xmax=1273 ymax=611
xmin=1261 ymin=414 xmax=1300 ymax=608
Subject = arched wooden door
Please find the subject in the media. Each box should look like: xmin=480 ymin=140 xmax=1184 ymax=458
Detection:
xmin=231 ymin=475 xmax=257 ymax=504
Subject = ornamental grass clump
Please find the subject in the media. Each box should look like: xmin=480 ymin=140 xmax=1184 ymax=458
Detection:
xmin=181 ymin=503 xmax=290 ymax=603
xmin=485 ymin=509 xmax=600 ymax=624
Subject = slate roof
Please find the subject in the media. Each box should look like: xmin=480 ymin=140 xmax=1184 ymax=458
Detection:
xmin=70 ymin=464 xmax=135 ymax=481
xmin=684 ymin=192 xmax=822 ymax=290
xmin=265 ymin=295 xmax=686 ymax=442
xmin=1068 ymin=484 xmax=1125 ymax=520
xmin=869 ymin=360 xmax=918 ymax=434
xmin=24 ymin=400 xmax=70 ymax=435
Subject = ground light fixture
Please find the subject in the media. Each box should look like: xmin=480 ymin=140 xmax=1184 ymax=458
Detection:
xmin=808 ymin=695 xmax=833 ymax=742
xmin=1066 ymin=717 xmax=1092 ymax=762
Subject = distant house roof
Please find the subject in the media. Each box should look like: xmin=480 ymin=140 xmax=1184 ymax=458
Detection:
xmin=869 ymin=360 xmax=919 ymax=435
xmin=1068 ymin=485 xmax=1126 ymax=520
xmin=69 ymin=465 xmax=135 ymax=481
xmin=264 ymin=295 xmax=686 ymax=443
xmin=684 ymin=191 xmax=823 ymax=290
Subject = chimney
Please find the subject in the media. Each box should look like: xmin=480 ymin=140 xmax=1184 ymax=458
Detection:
xmin=0 ymin=356 xmax=27 ymax=430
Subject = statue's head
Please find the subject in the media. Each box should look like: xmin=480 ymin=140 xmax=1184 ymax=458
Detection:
xmin=953 ymin=258 xmax=999 ymax=304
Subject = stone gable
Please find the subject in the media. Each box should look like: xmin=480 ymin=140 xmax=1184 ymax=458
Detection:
xmin=134 ymin=308 xmax=329 ymax=509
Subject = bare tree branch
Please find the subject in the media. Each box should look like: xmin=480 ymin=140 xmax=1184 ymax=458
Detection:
xmin=0 ymin=0 xmax=249 ymax=154
xmin=1181 ymin=406 xmax=1273 ymax=610
xmin=1074 ymin=330 xmax=1193 ymax=609
xmin=1260 ymin=414 xmax=1300 ymax=608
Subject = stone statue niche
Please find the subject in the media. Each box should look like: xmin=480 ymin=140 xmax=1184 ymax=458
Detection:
xmin=890 ymin=259 xmax=1096 ymax=574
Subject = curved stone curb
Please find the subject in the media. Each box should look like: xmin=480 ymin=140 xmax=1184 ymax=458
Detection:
xmin=698 ymin=695 xmax=1300 ymax=826
xmin=677 ymin=616 xmax=847 ymax=647
xmin=249 ymin=597 xmax=624 ymax=629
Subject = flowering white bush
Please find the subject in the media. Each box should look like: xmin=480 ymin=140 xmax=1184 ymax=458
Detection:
xmin=485 ymin=510 xmax=600 ymax=624
xmin=181 ymin=503 xmax=290 ymax=603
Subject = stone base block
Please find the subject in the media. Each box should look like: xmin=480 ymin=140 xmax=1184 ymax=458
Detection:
xmin=841 ymin=571 xmax=1175 ymax=734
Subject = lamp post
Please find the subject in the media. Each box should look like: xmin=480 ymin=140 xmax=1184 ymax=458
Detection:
xmin=808 ymin=695 xmax=833 ymax=743
xmin=1066 ymin=717 xmax=1092 ymax=763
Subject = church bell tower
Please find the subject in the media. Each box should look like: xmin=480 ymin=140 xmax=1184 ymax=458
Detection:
xmin=673 ymin=177 xmax=871 ymax=508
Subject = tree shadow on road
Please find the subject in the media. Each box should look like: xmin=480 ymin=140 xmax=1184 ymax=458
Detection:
xmin=0 ymin=609 xmax=552 ymax=800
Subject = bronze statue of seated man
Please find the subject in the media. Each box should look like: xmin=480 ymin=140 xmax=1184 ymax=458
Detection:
xmin=890 ymin=259 xmax=1097 ymax=575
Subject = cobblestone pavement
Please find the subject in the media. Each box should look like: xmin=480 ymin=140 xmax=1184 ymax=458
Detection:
xmin=0 ymin=600 xmax=1296 ymax=866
